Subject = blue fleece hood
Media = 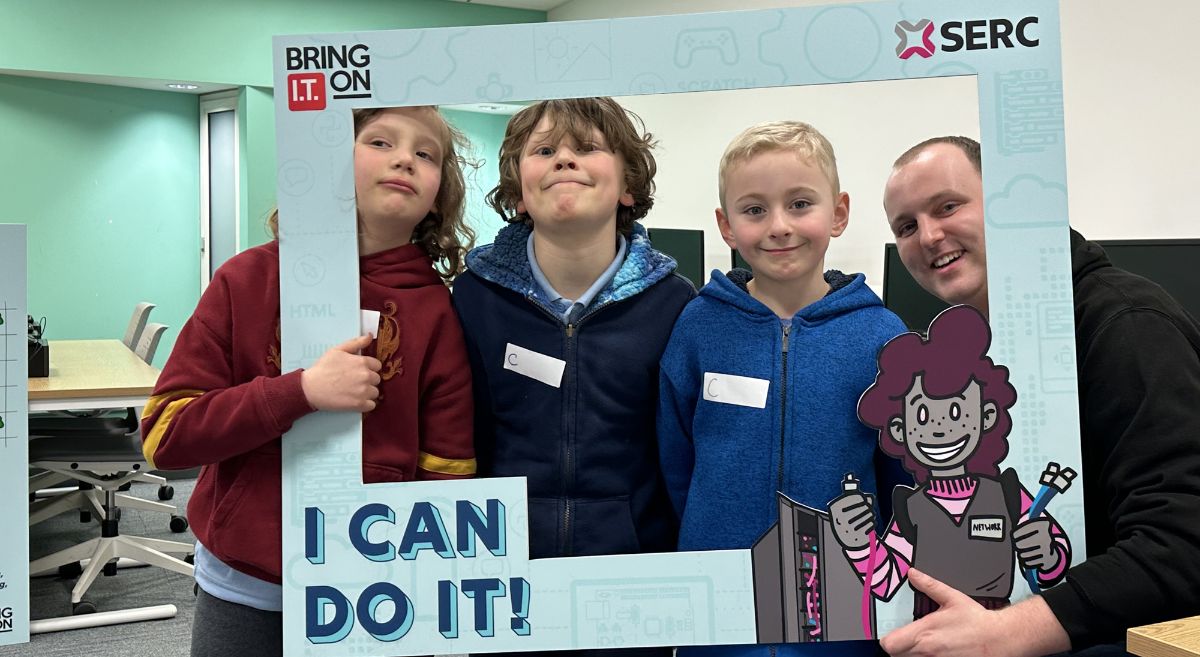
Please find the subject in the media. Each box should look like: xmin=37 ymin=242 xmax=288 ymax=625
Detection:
xmin=703 ymin=268 xmax=883 ymax=325
xmin=465 ymin=221 xmax=679 ymax=309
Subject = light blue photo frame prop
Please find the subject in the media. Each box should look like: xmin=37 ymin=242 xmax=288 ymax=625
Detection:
xmin=273 ymin=1 xmax=1082 ymax=653
xmin=0 ymin=225 xmax=30 ymax=647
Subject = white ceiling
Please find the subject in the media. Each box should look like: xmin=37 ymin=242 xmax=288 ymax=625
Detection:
xmin=0 ymin=68 xmax=234 ymax=96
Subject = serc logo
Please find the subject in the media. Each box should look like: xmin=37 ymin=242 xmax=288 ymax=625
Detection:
xmin=896 ymin=17 xmax=1040 ymax=60
xmin=895 ymin=19 xmax=937 ymax=60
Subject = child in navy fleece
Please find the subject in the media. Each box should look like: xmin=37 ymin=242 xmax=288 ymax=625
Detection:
xmin=657 ymin=121 xmax=909 ymax=657
xmin=454 ymin=98 xmax=695 ymax=657
xmin=452 ymin=100 xmax=694 ymax=657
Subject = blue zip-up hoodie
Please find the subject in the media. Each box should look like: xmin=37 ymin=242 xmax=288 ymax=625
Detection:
xmin=453 ymin=221 xmax=696 ymax=562
xmin=658 ymin=268 xmax=910 ymax=657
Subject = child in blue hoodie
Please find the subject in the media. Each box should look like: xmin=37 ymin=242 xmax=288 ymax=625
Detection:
xmin=657 ymin=121 xmax=909 ymax=657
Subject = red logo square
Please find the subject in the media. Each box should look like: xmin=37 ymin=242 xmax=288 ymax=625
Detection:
xmin=287 ymin=73 xmax=326 ymax=111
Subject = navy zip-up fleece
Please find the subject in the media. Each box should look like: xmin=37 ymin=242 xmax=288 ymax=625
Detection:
xmin=453 ymin=221 xmax=696 ymax=560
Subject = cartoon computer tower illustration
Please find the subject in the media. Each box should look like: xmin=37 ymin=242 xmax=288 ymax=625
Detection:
xmin=752 ymin=492 xmax=874 ymax=643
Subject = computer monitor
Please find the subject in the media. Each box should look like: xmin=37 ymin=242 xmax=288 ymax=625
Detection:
xmin=731 ymin=246 xmax=943 ymax=328
xmin=1087 ymin=239 xmax=1200 ymax=318
xmin=881 ymin=244 xmax=953 ymax=332
xmin=647 ymin=227 xmax=706 ymax=288
xmin=882 ymin=239 xmax=1200 ymax=333
xmin=732 ymin=248 xmax=749 ymax=271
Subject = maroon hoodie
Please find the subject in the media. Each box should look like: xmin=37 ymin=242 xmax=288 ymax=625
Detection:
xmin=141 ymin=241 xmax=474 ymax=583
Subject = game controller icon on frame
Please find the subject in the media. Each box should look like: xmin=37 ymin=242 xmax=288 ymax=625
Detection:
xmin=674 ymin=28 xmax=739 ymax=67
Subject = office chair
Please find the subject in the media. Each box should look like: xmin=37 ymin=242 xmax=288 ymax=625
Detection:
xmin=29 ymin=323 xmax=178 ymax=525
xmin=134 ymin=322 xmax=168 ymax=364
xmin=28 ymin=405 xmax=139 ymax=445
xmin=29 ymin=321 xmax=171 ymax=446
xmin=28 ymin=431 xmax=194 ymax=615
xmin=122 ymin=302 xmax=156 ymax=350
xmin=27 ymin=426 xmax=187 ymax=527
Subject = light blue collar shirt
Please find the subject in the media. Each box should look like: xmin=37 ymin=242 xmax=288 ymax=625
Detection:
xmin=527 ymin=233 xmax=628 ymax=323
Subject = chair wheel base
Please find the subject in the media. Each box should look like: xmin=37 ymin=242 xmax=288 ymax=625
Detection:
xmin=72 ymin=600 xmax=97 ymax=615
xmin=185 ymin=553 xmax=195 ymax=565
xmin=158 ymin=485 xmax=175 ymax=501
xmin=58 ymin=562 xmax=83 ymax=579
xmin=102 ymin=560 xmax=118 ymax=576
xmin=170 ymin=515 xmax=189 ymax=533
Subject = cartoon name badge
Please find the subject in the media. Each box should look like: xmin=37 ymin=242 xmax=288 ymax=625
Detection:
xmin=272 ymin=0 xmax=1083 ymax=654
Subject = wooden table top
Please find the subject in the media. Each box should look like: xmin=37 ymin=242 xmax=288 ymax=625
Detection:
xmin=1129 ymin=616 xmax=1200 ymax=657
xmin=27 ymin=339 xmax=160 ymax=401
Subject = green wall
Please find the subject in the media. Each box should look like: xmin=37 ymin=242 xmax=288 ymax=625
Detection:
xmin=442 ymin=109 xmax=512 ymax=248
xmin=1 ymin=75 xmax=199 ymax=367
xmin=238 ymin=98 xmax=514 ymax=250
xmin=0 ymin=1 xmax=544 ymax=366
xmin=240 ymin=86 xmax=278 ymax=248
xmin=0 ymin=0 xmax=542 ymax=88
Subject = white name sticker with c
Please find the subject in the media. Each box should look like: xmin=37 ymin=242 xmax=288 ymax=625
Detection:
xmin=702 ymin=372 xmax=770 ymax=409
xmin=504 ymin=343 xmax=566 ymax=388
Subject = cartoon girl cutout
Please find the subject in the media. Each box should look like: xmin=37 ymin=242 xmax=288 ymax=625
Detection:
xmin=829 ymin=305 xmax=1072 ymax=619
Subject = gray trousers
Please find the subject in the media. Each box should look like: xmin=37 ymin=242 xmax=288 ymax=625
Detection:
xmin=191 ymin=587 xmax=282 ymax=657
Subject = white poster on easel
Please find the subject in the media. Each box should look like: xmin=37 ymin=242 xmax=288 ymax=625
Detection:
xmin=0 ymin=224 xmax=30 ymax=646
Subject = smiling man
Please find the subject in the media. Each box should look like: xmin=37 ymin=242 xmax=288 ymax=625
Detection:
xmin=884 ymin=137 xmax=989 ymax=316
xmin=878 ymin=136 xmax=1200 ymax=657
